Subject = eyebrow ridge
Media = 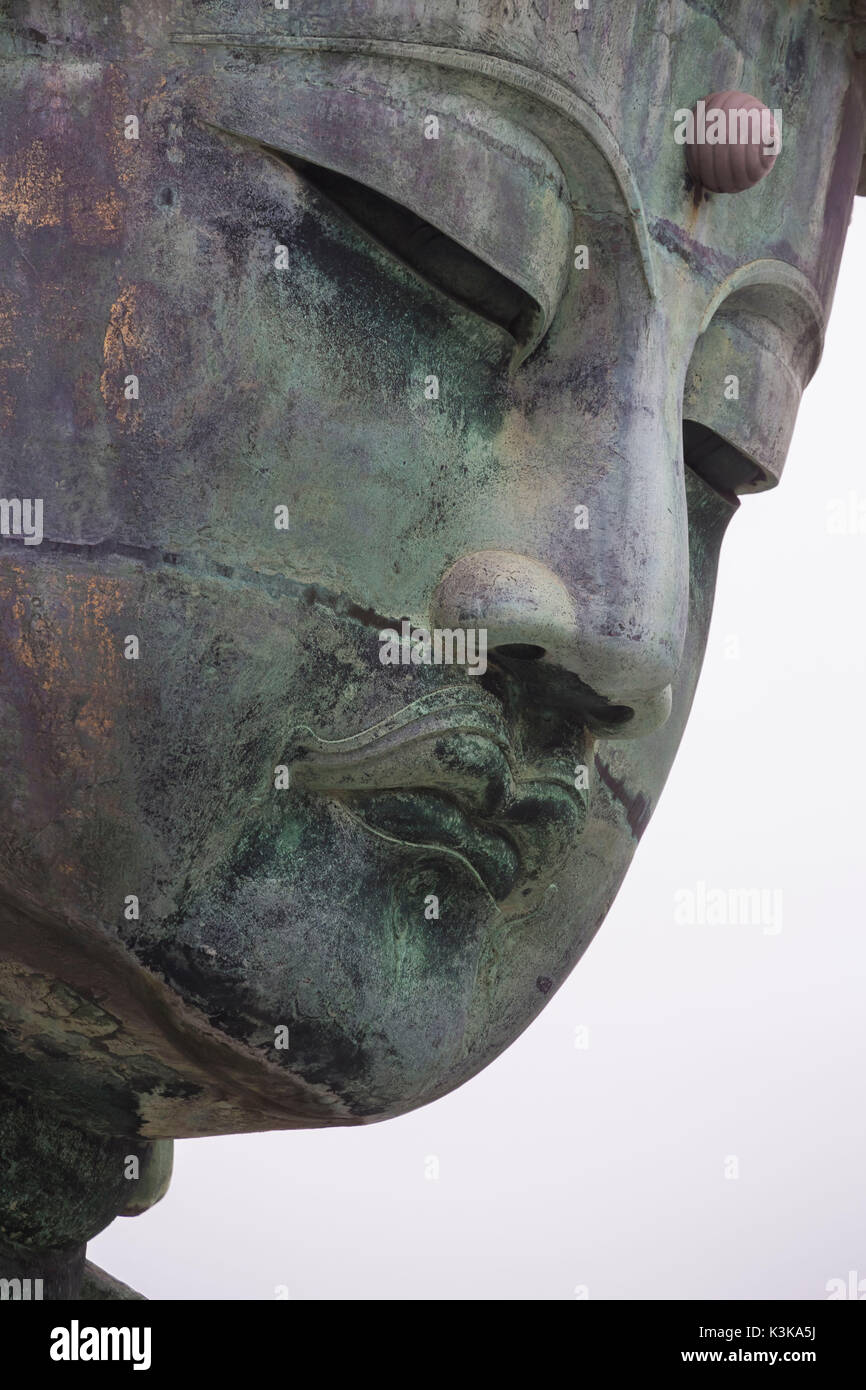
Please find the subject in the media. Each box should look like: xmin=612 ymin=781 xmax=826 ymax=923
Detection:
xmin=171 ymin=32 xmax=658 ymax=300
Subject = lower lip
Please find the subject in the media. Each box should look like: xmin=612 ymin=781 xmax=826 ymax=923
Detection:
xmin=344 ymin=788 xmax=521 ymax=901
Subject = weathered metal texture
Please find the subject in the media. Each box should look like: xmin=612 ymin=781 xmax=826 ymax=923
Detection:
xmin=0 ymin=1090 xmax=153 ymax=1281
xmin=0 ymin=0 xmax=863 ymax=1289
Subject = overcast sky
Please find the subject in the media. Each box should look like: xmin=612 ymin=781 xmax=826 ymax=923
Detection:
xmin=91 ymin=200 xmax=866 ymax=1302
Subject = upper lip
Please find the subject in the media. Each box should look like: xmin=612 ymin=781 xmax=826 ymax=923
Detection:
xmin=286 ymin=686 xmax=515 ymax=815
xmin=285 ymin=685 xmax=588 ymax=911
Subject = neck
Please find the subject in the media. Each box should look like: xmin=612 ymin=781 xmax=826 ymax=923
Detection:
xmin=0 ymin=1089 xmax=169 ymax=1300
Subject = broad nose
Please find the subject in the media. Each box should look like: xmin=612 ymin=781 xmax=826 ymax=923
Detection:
xmin=430 ymin=549 xmax=673 ymax=738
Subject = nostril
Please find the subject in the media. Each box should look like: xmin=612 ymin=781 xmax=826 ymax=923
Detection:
xmin=493 ymin=643 xmax=546 ymax=662
xmin=586 ymin=704 xmax=634 ymax=731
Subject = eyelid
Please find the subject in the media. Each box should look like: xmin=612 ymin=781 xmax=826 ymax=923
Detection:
xmin=266 ymin=146 xmax=541 ymax=345
xmin=682 ymin=319 xmax=796 ymax=493
xmin=683 ymin=276 xmax=823 ymax=492
xmin=682 ymin=421 xmax=751 ymax=504
xmin=209 ymin=91 xmax=572 ymax=359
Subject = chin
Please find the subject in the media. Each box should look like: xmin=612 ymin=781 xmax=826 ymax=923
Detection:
xmin=127 ymin=752 xmax=643 ymax=1127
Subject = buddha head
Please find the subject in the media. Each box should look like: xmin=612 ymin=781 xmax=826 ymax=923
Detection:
xmin=0 ymin=0 xmax=863 ymax=1171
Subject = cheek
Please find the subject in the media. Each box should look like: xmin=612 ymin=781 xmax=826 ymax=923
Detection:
xmin=69 ymin=139 xmax=517 ymax=607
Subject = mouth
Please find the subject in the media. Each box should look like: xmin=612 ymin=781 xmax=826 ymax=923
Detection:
xmin=286 ymin=686 xmax=588 ymax=913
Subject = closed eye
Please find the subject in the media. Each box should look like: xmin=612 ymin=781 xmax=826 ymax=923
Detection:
xmin=683 ymin=420 xmax=764 ymax=503
xmin=264 ymin=145 xmax=541 ymax=345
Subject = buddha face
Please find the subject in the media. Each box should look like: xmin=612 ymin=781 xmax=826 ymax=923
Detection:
xmin=0 ymin=1 xmax=862 ymax=1136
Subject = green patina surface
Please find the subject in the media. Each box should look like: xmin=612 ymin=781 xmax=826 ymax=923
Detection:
xmin=0 ymin=0 xmax=862 ymax=1296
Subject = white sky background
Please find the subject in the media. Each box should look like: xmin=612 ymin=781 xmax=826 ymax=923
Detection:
xmin=92 ymin=203 xmax=866 ymax=1302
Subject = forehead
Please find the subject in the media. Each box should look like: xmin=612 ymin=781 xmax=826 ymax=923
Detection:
xmin=1 ymin=0 xmax=863 ymax=319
